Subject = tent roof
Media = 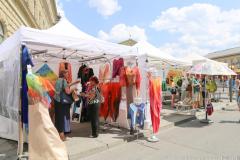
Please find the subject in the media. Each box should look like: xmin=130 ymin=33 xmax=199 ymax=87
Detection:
xmin=132 ymin=41 xmax=187 ymax=65
xmin=45 ymin=18 xmax=95 ymax=40
xmin=0 ymin=17 xmax=137 ymax=62
xmin=177 ymin=53 xmax=208 ymax=66
xmin=188 ymin=59 xmax=236 ymax=75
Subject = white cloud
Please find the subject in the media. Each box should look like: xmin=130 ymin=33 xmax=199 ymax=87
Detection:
xmin=159 ymin=43 xmax=211 ymax=58
xmin=88 ymin=0 xmax=121 ymax=17
xmin=98 ymin=24 xmax=147 ymax=42
xmin=56 ymin=0 xmax=65 ymax=17
xmin=151 ymin=3 xmax=240 ymax=56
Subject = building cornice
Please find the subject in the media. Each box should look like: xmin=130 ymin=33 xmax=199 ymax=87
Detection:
xmin=206 ymin=47 xmax=240 ymax=59
xmin=208 ymin=53 xmax=240 ymax=60
xmin=13 ymin=0 xmax=39 ymax=28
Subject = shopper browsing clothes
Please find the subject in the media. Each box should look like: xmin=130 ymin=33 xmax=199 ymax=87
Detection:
xmin=171 ymin=82 xmax=177 ymax=109
xmin=54 ymin=70 xmax=80 ymax=141
xmin=192 ymin=76 xmax=201 ymax=110
xmin=82 ymin=76 xmax=101 ymax=138
xmin=201 ymin=76 xmax=208 ymax=109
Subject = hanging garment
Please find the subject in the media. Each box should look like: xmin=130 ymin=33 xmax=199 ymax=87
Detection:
xmin=129 ymin=103 xmax=145 ymax=129
xmin=99 ymin=83 xmax=110 ymax=119
xmin=29 ymin=102 xmax=68 ymax=160
xmin=99 ymin=82 xmax=121 ymax=121
xmin=36 ymin=64 xmax=58 ymax=82
xmin=81 ymin=67 xmax=94 ymax=85
xmin=109 ymin=82 xmax=121 ymax=121
xmin=59 ymin=62 xmax=72 ymax=83
xmin=99 ymin=63 xmax=110 ymax=82
xmin=77 ymin=64 xmax=87 ymax=79
xmin=22 ymin=45 xmax=34 ymax=125
xmin=206 ymin=80 xmax=217 ymax=93
xmin=120 ymin=66 xmax=141 ymax=116
xmin=112 ymin=58 xmax=124 ymax=78
xmin=149 ymin=77 xmax=162 ymax=134
xmin=162 ymin=80 xmax=167 ymax=91
xmin=27 ymin=74 xmax=53 ymax=107
xmin=120 ymin=66 xmax=141 ymax=92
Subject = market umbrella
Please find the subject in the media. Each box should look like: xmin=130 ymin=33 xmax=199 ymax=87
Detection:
xmin=187 ymin=60 xmax=236 ymax=123
xmin=188 ymin=60 xmax=237 ymax=76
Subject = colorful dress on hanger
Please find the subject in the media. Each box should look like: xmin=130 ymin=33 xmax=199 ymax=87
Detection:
xmin=119 ymin=66 xmax=141 ymax=117
xmin=99 ymin=63 xmax=110 ymax=82
xmin=59 ymin=62 xmax=72 ymax=83
xmin=149 ymin=77 xmax=162 ymax=134
xmin=99 ymin=82 xmax=121 ymax=121
xmin=36 ymin=64 xmax=58 ymax=97
xmin=112 ymin=58 xmax=124 ymax=78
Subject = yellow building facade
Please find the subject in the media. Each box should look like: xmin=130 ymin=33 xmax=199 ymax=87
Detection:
xmin=0 ymin=0 xmax=58 ymax=43
xmin=206 ymin=47 xmax=240 ymax=75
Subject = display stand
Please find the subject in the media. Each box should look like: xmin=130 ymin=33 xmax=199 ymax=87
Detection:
xmin=146 ymin=69 xmax=160 ymax=143
xmin=200 ymin=76 xmax=213 ymax=124
xmin=148 ymin=134 xmax=159 ymax=142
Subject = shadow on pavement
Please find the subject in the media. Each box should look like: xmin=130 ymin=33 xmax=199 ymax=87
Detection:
xmin=67 ymin=121 xmax=141 ymax=142
xmin=219 ymin=120 xmax=240 ymax=124
xmin=177 ymin=119 xmax=212 ymax=128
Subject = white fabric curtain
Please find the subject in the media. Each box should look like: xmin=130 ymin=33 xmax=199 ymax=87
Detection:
xmin=0 ymin=40 xmax=21 ymax=140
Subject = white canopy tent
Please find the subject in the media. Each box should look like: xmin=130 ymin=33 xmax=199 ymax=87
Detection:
xmin=177 ymin=53 xmax=208 ymax=66
xmin=0 ymin=17 xmax=139 ymax=142
xmin=129 ymin=41 xmax=187 ymax=66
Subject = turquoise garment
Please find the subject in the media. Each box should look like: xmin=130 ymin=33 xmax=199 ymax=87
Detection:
xmin=162 ymin=80 xmax=167 ymax=91
xmin=54 ymin=78 xmax=68 ymax=102
xmin=192 ymin=78 xmax=200 ymax=93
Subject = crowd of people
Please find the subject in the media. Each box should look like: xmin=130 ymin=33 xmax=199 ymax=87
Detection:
xmin=170 ymin=75 xmax=217 ymax=111
xmin=170 ymin=75 xmax=240 ymax=114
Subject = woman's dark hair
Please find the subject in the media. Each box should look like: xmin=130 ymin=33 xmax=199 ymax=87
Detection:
xmin=59 ymin=70 xmax=68 ymax=78
xmin=89 ymin=76 xmax=99 ymax=84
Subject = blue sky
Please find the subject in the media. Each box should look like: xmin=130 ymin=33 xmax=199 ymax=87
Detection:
xmin=58 ymin=0 xmax=240 ymax=57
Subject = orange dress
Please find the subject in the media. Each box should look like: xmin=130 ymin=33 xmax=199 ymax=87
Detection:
xmin=99 ymin=82 xmax=121 ymax=121
xmin=59 ymin=62 xmax=72 ymax=83
xmin=119 ymin=66 xmax=141 ymax=117
xmin=149 ymin=77 xmax=162 ymax=134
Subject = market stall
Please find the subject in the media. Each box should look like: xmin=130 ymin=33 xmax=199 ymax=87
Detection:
xmin=0 ymin=18 xmax=189 ymax=159
xmin=0 ymin=17 xmax=138 ymax=160
xmin=188 ymin=59 xmax=236 ymax=123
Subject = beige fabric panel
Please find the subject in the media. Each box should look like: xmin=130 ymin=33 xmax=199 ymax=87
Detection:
xmin=29 ymin=103 xmax=68 ymax=160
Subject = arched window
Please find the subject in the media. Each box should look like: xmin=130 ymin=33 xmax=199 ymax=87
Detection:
xmin=0 ymin=22 xmax=4 ymax=43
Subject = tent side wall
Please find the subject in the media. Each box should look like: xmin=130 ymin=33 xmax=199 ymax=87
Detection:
xmin=0 ymin=30 xmax=22 ymax=141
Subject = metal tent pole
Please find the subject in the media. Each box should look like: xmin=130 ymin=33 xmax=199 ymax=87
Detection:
xmin=17 ymin=46 xmax=24 ymax=159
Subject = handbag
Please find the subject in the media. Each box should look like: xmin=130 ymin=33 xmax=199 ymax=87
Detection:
xmin=96 ymin=87 xmax=104 ymax=103
xmin=60 ymin=79 xmax=73 ymax=105
xmin=206 ymin=102 xmax=214 ymax=116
